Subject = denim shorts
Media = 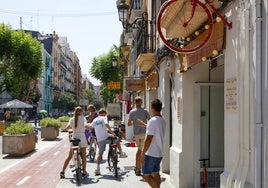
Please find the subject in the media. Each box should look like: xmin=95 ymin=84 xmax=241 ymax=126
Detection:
xmin=142 ymin=155 xmax=163 ymax=175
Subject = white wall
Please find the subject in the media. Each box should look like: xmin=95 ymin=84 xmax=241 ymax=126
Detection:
xmin=168 ymin=57 xmax=209 ymax=187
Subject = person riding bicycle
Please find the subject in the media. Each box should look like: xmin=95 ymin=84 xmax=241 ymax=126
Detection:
xmin=60 ymin=106 xmax=89 ymax=179
xmin=89 ymin=108 xmax=128 ymax=175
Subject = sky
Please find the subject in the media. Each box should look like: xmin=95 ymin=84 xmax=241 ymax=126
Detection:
xmin=0 ymin=0 xmax=123 ymax=85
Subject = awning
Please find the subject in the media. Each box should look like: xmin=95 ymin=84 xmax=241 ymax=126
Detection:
xmin=135 ymin=53 xmax=156 ymax=72
xmin=160 ymin=0 xmax=222 ymax=38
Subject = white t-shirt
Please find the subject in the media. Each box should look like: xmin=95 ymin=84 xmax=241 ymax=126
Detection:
xmin=68 ymin=116 xmax=87 ymax=133
xmin=91 ymin=116 xmax=109 ymax=142
xmin=145 ymin=116 xmax=166 ymax=158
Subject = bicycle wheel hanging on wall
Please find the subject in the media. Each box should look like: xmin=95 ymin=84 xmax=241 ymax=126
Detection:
xmin=157 ymin=0 xmax=214 ymax=54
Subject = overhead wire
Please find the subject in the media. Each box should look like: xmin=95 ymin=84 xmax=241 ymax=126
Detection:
xmin=0 ymin=9 xmax=117 ymax=17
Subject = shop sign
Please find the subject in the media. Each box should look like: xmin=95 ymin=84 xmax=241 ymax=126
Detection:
xmin=125 ymin=79 xmax=145 ymax=91
xmin=225 ymin=77 xmax=238 ymax=112
xmin=107 ymin=82 xmax=121 ymax=90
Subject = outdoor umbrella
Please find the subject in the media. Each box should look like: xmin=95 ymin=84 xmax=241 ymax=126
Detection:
xmin=39 ymin=109 xmax=48 ymax=115
xmin=0 ymin=99 xmax=33 ymax=109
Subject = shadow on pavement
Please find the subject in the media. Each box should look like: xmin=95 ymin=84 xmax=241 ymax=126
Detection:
xmin=64 ymin=176 xmax=100 ymax=186
xmin=2 ymin=149 xmax=38 ymax=159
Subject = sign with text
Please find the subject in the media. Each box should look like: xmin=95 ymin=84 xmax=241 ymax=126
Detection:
xmin=107 ymin=82 xmax=121 ymax=90
xmin=225 ymin=77 xmax=238 ymax=112
xmin=125 ymin=78 xmax=145 ymax=91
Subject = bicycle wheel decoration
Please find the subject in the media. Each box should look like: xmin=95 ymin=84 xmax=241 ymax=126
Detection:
xmin=157 ymin=0 xmax=215 ymax=54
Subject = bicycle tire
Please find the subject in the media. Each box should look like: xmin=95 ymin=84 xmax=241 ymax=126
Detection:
xmin=112 ymin=148 xmax=118 ymax=177
xmin=107 ymin=148 xmax=112 ymax=171
xmin=157 ymin=0 xmax=214 ymax=54
xmin=76 ymin=152 xmax=82 ymax=184
xmin=88 ymin=138 xmax=97 ymax=162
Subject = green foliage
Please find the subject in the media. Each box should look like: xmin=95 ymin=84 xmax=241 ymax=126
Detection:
xmin=58 ymin=116 xmax=70 ymax=122
xmin=89 ymin=45 xmax=123 ymax=107
xmin=90 ymin=45 xmax=123 ymax=84
xmin=40 ymin=117 xmax=61 ymax=128
xmin=52 ymin=93 xmax=77 ymax=111
xmin=0 ymin=23 xmax=43 ymax=102
xmin=5 ymin=120 xmax=34 ymax=135
xmin=6 ymin=115 xmax=21 ymax=122
xmin=82 ymin=89 xmax=96 ymax=104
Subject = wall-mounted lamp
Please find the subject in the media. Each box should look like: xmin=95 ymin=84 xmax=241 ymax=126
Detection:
xmin=117 ymin=0 xmax=148 ymax=33
xmin=112 ymin=57 xmax=118 ymax=67
xmin=117 ymin=0 xmax=129 ymax=25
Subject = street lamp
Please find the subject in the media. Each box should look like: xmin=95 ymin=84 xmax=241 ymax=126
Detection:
xmin=117 ymin=0 xmax=148 ymax=33
xmin=117 ymin=0 xmax=129 ymax=27
xmin=112 ymin=57 xmax=118 ymax=67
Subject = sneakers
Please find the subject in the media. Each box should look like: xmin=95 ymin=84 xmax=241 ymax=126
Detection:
xmin=95 ymin=169 xmax=101 ymax=176
xmin=135 ymin=170 xmax=142 ymax=176
xmin=60 ymin=171 xmax=65 ymax=179
xmin=82 ymin=171 xmax=89 ymax=178
xmin=119 ymin=152 xmax=128 ymax=158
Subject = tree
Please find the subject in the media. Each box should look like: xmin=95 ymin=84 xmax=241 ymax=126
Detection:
xmin=0 ymin=23 xmax=43 ymax=102
xmin=90 ymin=45 xmax=123 ymax=107
xmin=82 ymin=89 xmax=96 ymax=104
xmin=52 ymin=93 xmax=78 ymax=113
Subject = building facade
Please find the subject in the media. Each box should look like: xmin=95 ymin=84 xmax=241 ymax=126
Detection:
xmin=117 ymin=0 xmax=268 ymax=187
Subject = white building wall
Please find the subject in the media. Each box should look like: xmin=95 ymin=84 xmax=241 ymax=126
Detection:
xmin=221 ymin=1 xmax=254 ymax=187
xmin=168 ymin=57 xmax=209 ymax=187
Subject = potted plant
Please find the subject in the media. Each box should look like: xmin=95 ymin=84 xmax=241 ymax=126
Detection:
xmin=57 ymin=116 xmax=70 ymax=132
xmin=2 ymin=120 xmax=36 ymax=155
xmin=40 ymin=117 xmax=61 ymax=140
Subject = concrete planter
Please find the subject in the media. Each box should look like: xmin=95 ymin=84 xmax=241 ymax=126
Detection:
xmin=41 ymin=127 xmax=59 ymax=140
xmin=2 ymin=133 xmax=36 ymax=155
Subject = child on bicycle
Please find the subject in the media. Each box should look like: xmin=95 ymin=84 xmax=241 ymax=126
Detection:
xmin=89 ymin=108 xmax=128 ymax=175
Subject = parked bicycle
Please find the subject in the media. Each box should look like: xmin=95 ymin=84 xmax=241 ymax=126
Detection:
xmin=107 ymin=136 xmax=119 ymax=178
xmin=70 ymin=137 xmax=83 ymax=184
xmin=87 ymin=131 xmax=98 ymax=162
xmin=199 ymin=158 xmax=209 ymax=188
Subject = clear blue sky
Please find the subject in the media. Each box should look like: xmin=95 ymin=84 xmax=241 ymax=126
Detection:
xmin=0 ymin=0 xmax=123 ymax=85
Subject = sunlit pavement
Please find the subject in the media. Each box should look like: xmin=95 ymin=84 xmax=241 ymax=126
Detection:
xmin=0 ymin=123 xmax=173 ymax=188
xmin=58 ymin=137 xmax=173 ymax=188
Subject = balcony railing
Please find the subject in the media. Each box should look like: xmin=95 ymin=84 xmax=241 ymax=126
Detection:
xmin=130 ymin=0 xmax=142 ymax=10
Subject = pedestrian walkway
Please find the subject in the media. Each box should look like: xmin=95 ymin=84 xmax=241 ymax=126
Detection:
xmin=57 ymin=138 xmax=174 ymax=188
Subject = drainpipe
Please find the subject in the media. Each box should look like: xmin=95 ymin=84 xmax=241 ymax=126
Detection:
xmin=231 ymin=1 xmax=251 ymax=187
xmin=252 ymin=0 xmax=263 ymax=187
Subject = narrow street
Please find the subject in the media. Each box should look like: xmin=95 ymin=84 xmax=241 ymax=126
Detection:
xmin=0 ymin=127 xmax=173 ymax=188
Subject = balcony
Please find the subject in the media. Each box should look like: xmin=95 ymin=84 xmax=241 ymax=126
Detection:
xmin=135 ymin=53 xmax=156 ymax=72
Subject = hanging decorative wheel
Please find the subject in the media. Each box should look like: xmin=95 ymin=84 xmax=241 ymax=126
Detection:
xmin=157 ymin=0 xmax=214 ymax=54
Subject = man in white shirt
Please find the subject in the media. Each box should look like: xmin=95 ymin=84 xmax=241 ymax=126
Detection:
xmin=140 ymin=99 xmax=166 ymax=188
xmin=90 ymin=108 xmax=127 ymax=175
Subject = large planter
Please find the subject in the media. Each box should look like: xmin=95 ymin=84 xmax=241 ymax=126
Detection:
xmin=41 ymin=126 xmax=59 ymax=140
xmin=2 ymin=133 xmax=36 ymax=156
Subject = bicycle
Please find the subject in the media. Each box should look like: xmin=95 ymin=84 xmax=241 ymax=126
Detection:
xmin=157 ymin=0 xmax=232 ymax=54
xmin=199 ymin=158 xmax=209 ymax=188
xmin=107 ymin=136 xmax=119 ymax=178
xmin=70 ymin=138 xmax=83 ymax=184
xmin=87 ymin=132 xmax=98 ymax=162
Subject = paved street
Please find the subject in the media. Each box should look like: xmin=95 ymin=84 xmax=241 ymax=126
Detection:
xmin=0 ymin=124 xmax=174 ymax=188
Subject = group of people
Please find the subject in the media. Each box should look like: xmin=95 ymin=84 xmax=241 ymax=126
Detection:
xmin=60 ymin=97 xmax=166 ymax=188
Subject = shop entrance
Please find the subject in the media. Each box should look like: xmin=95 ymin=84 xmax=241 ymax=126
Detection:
xmin=195 ymin=83 xmax=224 ymax=187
